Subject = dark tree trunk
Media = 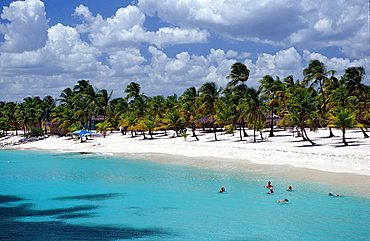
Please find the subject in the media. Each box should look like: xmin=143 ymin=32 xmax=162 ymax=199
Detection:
xmin=342 ymin=129 xmax=348 ymax=146
xmin=361 ymin=127 xmax=369 ymax=138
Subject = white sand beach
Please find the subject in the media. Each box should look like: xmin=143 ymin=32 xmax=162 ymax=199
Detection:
xmin=2 ymin=128 xmax=369 ymax=174
xmin=2 ymin=128 xmax=370 ymax=194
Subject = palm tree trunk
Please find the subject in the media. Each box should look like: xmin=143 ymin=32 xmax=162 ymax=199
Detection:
xmin=239 ymin=123 xmax=243 ymax=141
xmin=191 ymin=124 xmax=199 ymax=140
xmin=269 ymin=107 xmax=274 ymax=137
xmin=342 ymin=129 xmax=348 ymax=146
xmin=360 ymin=127 xmax=369 ymax=138
xmin=213 ymin=124 xmax=217 ymax=141
xmin=302 ymin=128 xmax=315 ymax=145
xmin=253 ymin=123 xmax=256 ymax=142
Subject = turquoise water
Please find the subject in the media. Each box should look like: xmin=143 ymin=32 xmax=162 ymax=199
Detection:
xmin=0 ymin=149 xmax=369 ymax=240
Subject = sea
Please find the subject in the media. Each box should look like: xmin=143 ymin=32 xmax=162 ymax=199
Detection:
xmin=0 ymin=149 xmax=369 ymax=240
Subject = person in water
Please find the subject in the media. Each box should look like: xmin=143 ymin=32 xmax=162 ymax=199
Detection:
xmin=219 ymin=187 xmax=225 ymax=193
xmin=328 ymin=192 xmax=340 ymax=196
xmin=276 ymin=199 xmax=289 ymax=203
xmin=287 ymin=186 xmax=293 ymax=191
xmin=265 ymin=181 xmax=274 ymax=188
xmin=267 ymin=187 xmax=274 ymax=194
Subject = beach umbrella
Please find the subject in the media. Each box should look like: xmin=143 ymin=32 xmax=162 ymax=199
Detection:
xmin=72 ymin=130 xmax=94 ymax=137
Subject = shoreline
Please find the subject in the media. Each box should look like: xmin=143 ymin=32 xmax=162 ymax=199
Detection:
xmin=2 ymin=128 xmax=370 ymax=195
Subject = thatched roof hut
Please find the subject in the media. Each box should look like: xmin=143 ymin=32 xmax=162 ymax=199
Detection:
xmin=197 ymin=115 xmax=216 ymax=125
xmin=265 ymin=113 xmax=283 ymax=126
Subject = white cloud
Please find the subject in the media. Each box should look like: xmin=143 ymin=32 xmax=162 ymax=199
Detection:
xmin=138 ymin=0 xmax=368 ymax=58
xmin=0 ymin=0 xmax=368 ymax=102
xmin=74 ymin=5 xmax=209 ymax=48
xmin=0 ymin=0 xmax=48 ymax=52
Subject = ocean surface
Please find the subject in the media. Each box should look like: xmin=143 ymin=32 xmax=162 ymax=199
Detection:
xmin=0 ymin=149 xmax=369 ymax=240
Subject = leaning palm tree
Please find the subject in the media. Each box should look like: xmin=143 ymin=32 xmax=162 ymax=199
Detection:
xmin=198 ymin=82 xmax=222 ymax=141
xmin=226 ymin=62 xmax=250 ymax=90
xmin=285 ymin=87 xmax=319 ymax=145
xmin=342 ymin=66 xmax=369 ymax=138
xmin=327 ymin=107 xmax=362 ymax=146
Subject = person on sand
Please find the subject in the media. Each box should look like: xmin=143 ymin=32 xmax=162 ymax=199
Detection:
xmin=276 ymin=199 xmax=289 ymax=203
xmin=265 ymin=181 xmax=273 ymax=188
xmin=267 ymin=187 xmax=274 ymax=194
xmin=287 ymin=186 xmax=293 ymax=191
xmin=328 ymin=192 xmax=340 ymax=197
xmin=219 ymin=187 xmax=225 ymax=193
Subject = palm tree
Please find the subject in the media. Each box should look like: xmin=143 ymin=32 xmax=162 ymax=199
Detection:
xmin=239 ymin=88 xmax=265 ymax=142
xmin=179 ymin=87 xmax=199 ymax=140
xmin=226 ymin=62 xmax=250 ymax=90
xmin=259 ymin=75 xmax=282 ymax=137
xmin=226 ymin=63 xmax=250 ymax=137
xmin=342 ymin=66 xmax=369 ymax=138
xmin=303 ymin=60 xmax=335 ymax=137
xmin=41 ymin=95 xmax=56 ymax=134
xmin=284 ymin=87 xmax=319 ymax=145
xmin=96 ymin=121 xmax=113 ymax=138
xmin=198 ymin=82 xmax=222 ymax=141
xmin=327 ymin=107 xmax=362 ymax=146
xmin=162 ymin=109 xmax=184 ymax=137
xmin=124 ymin=82 xmax=141 ymax=100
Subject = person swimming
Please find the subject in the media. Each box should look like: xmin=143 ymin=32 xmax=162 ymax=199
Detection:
xmin=328 ymin=192 xmax=340 ymax=197
xmin=276 ymin=199 xmax=289 ymax=203
xmin=267 ymin=187 xmax=274 ymax=194
xmin=219 ymin=186 xmax=225 ymax=193
xmin=265 ymin=181 xmax=274 ymax=188
xmin=287 ymin=186 xmax=293 ymax=191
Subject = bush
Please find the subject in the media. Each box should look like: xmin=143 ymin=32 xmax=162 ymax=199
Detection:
xmin=28 ymin=127 xmax=45 ymax=137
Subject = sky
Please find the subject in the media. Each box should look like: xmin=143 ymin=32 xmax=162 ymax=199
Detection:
xmin=0 ymin=0 xmax=369 ymax=102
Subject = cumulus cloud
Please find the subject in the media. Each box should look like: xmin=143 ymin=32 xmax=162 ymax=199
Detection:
xmin=0 ymin=0 xmax=368 ymax=102
xmin=0 ymin=0 xmax=48 ymax=52
xmin=74 ymin=4 xmax=209 ymax=48
xmin=138 ymin=0 xmax=368 ymax=58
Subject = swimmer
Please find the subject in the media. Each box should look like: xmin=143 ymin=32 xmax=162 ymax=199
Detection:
xmin=276 ymin=199 xmax=289 ymax=203
xmin=328 ymin=192 xmax=340 ymax=197
xmin=264 ymin=181 xmax=274 ymax=188
xmin=219 ymin=186 xmax=225 ymax=193
xmin=287 ymin=186 xmax=293 ymax=191
xmin=267 ymin=187 xmax=274 ymax=194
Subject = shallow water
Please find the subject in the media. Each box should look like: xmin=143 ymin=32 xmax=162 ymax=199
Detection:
xmin=1 ymin=149 xmax=369 ymax=240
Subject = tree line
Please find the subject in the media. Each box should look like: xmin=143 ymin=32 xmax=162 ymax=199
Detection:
xmin=0 ymin=60 xmax=368 ymax=146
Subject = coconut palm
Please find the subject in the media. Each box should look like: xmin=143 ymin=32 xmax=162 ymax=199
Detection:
xmin=226 ymin=62 xmax=250 ymax=90
xmin=342 ymin=66 xmax=369 ymax=138
xmin=327 ymin=107 xmax=362 ymax=146
xmin=198 ymin=82 xmax=222 ymax=141
xmin=239 ymin=88 xmax=265 ymax=142
xmin=124 ymin=82 xmax=141 ymax=100
xmin=303 ymin=60 xmax=335 ymax=137
xmin=96 ymin=121 xmax=113 ymax=138
xmin=259 ymin=75 xmax=282 ymax=137
xmin=179 ymin=87 xmax=199 ymax=140
xmin=285 ymin=87 xmax=319 ymax=145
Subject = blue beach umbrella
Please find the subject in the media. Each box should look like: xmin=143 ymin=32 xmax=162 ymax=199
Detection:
xmin=72 ymin=130 xmax=94 ymax=137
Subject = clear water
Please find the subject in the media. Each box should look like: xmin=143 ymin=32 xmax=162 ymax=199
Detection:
xmin=0 ymin=149 xmax=369 ymax=240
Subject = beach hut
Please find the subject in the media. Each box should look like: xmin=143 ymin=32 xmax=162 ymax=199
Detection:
xmin=265 ymin=113 xmax=283 ymax=128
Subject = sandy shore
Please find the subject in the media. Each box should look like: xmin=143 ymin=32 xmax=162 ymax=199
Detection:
xmin=2 ymin=128 xmax=370 ymax=195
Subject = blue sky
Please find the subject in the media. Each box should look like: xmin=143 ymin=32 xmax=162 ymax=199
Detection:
xmin=0 ymin=0 xmax=369 ymax=102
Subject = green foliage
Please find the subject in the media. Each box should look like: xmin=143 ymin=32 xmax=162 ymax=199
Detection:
xmin=28 ymin=127 xmax=44 ymax=137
